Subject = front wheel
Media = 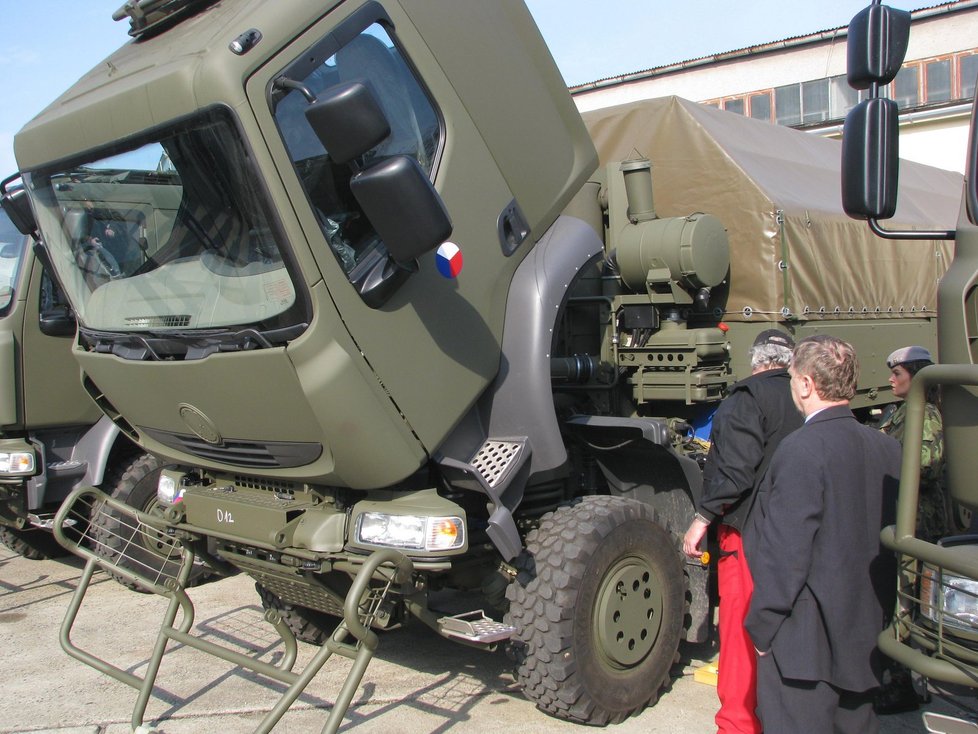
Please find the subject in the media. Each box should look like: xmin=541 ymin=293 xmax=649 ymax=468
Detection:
xmin=0 ymin=525 xmax=68 ymax=560
xmin=256 ymin=583 xmax=340 ymax=646
xmin=505 ymin=495 xmax=685 ymax=725
xmin=93 ymin=453 xmax=214 ymax=591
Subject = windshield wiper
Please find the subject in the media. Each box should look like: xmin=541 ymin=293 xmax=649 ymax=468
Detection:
xmin=79 ymin=323 xmax=307 ymax=361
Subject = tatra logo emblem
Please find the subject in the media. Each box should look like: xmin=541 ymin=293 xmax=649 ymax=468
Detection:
xmin=178 ymin=404 xmax=223 ymax=445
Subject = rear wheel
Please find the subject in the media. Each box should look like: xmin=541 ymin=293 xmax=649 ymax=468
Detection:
xmin=505 ymin=495 xmax=685 ymax=725
xmin=0 ymin=525 xmax=68 ymax=560
xmin=93 ymin=453 xmax=214 ymax=591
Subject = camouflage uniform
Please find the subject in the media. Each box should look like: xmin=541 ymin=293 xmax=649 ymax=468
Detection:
xmin=879 ymin=401 xmax=948 ymax=541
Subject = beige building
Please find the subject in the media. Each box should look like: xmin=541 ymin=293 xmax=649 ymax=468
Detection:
xmin=571 ymin=1 xmax=978 ymax=173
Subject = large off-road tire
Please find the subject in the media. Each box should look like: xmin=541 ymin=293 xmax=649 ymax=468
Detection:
xmin=505 ymin=495 xmax=685 ymax=725
xmin=93 ymin=453 xmax=213 ymax=592
xmin=256 ymin=583 xmax=340 ymax=646
xmin=0 ymin=525 xmax=69 ymax=560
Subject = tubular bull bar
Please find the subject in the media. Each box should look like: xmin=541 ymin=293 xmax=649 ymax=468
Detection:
xmin=52 ymin=485 xmax=414 ymax=733
xmin=879 ymin=364 xmax=978 ymax=688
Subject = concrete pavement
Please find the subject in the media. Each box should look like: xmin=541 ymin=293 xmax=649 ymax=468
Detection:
xmin=0 ymin=545 xmax=972 ymax=733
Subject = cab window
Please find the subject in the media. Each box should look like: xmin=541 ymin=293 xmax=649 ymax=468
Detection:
xmin=273 ymin=22 xmax=441 ymax=278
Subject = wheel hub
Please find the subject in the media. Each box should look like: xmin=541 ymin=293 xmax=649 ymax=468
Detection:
xmin=140 ymin=496 xmax=178 ymax=555
xmin=595 ymin=555 xmax=664 ymax=667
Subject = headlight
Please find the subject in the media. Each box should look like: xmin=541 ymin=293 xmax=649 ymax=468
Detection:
xmin=0 ymin=451 xmax=35 ymax=475
xmin=157 ymin=471 xmax=185 ymax=505
xmin=355 ymin=512 xmax=464 ymax=552
xmin=919 ymin=537 xmax=978 ymax=633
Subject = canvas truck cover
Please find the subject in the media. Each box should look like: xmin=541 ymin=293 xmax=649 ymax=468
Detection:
xmin=582 ymin=96 xmax=960 ymax=323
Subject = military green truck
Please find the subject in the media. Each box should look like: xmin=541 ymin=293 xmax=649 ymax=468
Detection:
xmin=0 ymin=198 xmax=190 ymax=582
xmin=0 ymin=0 xmax=963 ymax=730
xmin=842 ymin=3 xmax=978 ymax=729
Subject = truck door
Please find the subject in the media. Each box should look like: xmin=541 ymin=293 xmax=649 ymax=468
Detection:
xmin=247 ymin=0 xmax=593 ymax=454
xmin=249 ymin=4 xmax=519 ymax=453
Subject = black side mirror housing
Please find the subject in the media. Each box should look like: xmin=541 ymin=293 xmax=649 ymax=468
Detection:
xmin=842 ymin=97 xmax=900 ymax=220
xmin=39 ymin=307 xmax=76 ymax=338
xmin=847 ymin=4 xmax=911 ymax=89
xmin=0 ymin=184 xmax=37 ymax=236
xmin=351 ymin=155 xmax=452 ymax=265
xmin=304 ymin=82 xmax=391 ymax=165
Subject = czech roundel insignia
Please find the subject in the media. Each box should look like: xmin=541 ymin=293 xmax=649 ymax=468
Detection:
xmin=435 ymin=242 xmax=463 ymax=279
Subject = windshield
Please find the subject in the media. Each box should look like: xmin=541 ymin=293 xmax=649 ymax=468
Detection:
xmin=0 ymin=208 xmax=29 ymax=314
xmin=27 ymin=107 xmax=304 ymax=356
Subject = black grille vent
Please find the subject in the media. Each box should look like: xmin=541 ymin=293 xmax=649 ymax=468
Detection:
xmin=234 ymin=475 xmax=297 ymax=497
xmin=141 ymin=427 xmax=321 ymax=469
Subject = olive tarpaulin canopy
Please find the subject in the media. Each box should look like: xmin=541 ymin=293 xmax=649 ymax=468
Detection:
xmin=581 ymin=95 xmax=961 ymax=323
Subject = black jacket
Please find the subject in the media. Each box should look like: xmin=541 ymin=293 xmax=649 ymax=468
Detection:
xmin=696 ymin=367 xmax=802 ymax=531
xmin=744 ymin=406 xmax=900 ymax=691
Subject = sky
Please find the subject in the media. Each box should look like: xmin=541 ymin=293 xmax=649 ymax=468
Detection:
xmin=0 ymin=0 xmax=923 ymax=177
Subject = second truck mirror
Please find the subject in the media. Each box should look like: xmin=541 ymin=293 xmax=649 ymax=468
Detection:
xmin=351 ymin=155 xmax=452 ymax=266
xmin=842 ymin=97 xmax=900 ymax=220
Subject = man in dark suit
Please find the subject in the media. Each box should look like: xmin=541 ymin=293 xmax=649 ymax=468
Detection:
xmin=744 ymin=334 xmax=900 ymax=734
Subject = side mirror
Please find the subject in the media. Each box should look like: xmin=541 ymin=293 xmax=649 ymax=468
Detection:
xmin=0 ymin=180 xmax=37 ymax=236
xmin=39 ymin=307 xmax=76 ymax=337
xmin=842 ymin=97 xmax=900 ymax=220
xmin=304 ymin=82 xmax=391 ymax=165
xmin=846 ymin=4 xmax=911 ymax=90
xmin=351 ymin=155 xmax=452 ymax=265
xmin=841 ymin=4 xmax=954 ymax=241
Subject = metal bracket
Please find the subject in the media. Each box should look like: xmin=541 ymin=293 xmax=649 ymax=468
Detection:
xmin=52 ymin=487 xmax=413 ymax=734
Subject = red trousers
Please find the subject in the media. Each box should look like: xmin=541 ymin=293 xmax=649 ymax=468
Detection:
xmin=715 ymin=524 xmax=761 ymax=734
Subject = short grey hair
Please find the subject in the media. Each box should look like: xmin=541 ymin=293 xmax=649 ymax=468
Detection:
xmin=750 ymin=342 xmax=793 ymax=369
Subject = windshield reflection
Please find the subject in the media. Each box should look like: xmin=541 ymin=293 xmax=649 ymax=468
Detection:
xmin=28 ymin=107 xmax=305 ymax=355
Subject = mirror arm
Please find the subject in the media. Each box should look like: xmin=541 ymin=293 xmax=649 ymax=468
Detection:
xmin=868 ymin=218 xmax=954 ymax=241
xmin=273 ymin=77 xmax=317 ymax=104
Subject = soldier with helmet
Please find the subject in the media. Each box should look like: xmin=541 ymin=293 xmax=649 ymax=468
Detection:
xmin=874 ymin=346 xmax=949 ymax=715
xmin=879 ymin=346 xmax=948 ymax=543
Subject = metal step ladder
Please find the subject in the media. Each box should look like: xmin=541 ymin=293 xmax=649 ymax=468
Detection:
xmin=52 ymin=486 xmax=414 ymax=734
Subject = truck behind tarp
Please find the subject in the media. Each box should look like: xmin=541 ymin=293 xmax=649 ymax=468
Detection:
xmin=582 ymin=95 xmax=960 ymax=325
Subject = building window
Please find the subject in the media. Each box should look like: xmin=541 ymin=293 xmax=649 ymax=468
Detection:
xmin=925 ymin=59 xmax=952 ymax=104
xmin=801 ymin=78 xmax=830 ymax=123
xmin=695 ymin=47 xmax=978 ymax=132
xmin=775 ymin=84 xmax=801 ymax=125
xmin=961 ymin=54 xmax=978 ymax=100
xmin=891 ymin=64 xmax=920 ymax=108
xmin=829 ymin=74 xmax=860 ymax=119
xmin=749 ymin=92 xmax=772 ymax=122
xmin=724 ymin=97 xmax=745 ymax=115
